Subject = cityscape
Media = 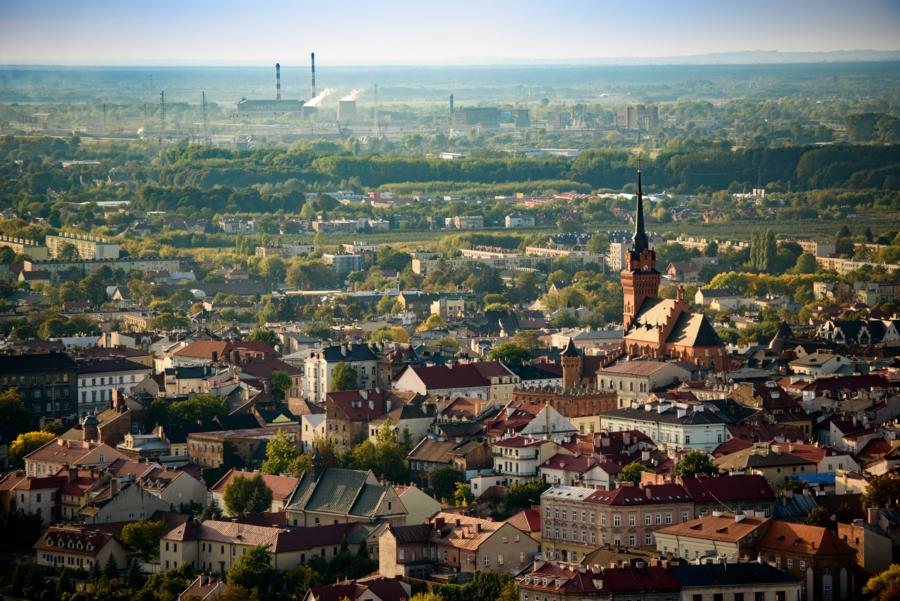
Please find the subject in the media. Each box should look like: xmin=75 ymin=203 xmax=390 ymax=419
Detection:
xmin=1 ymin=2 xmax=900 ymax=601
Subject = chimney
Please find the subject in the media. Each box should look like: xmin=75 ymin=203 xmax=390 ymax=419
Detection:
xmin=475 ymin=523 xmax=481 ymax=532
xmin=435 ymin=517 xmax=445 ymax=529
xmin=311 ymin=52 xmax=316 ymax=100
xmin=868 ymin=508 xmax=880 ymax=525
xmin=275 ymin=63 xmax=281 ymax=100
xmin=455 ymin=518 xmax=461 ymax=527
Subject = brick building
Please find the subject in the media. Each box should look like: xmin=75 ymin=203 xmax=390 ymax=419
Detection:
xmin=187 ymin=426 xmax=300 ymax=469
xmin=755 ymin=521 xmax=860 ymax=601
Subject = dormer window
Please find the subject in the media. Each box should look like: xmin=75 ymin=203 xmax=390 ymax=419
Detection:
xmin=47 ymin=540 xmax=53 ymax=546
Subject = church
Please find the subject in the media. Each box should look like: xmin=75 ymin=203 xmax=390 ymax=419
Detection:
xmin=621 ymin=170 xmax=727 ymax=372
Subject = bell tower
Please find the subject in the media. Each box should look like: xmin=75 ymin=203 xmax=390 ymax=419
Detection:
xmin=621 ymin=165 xmax=660 ymax=331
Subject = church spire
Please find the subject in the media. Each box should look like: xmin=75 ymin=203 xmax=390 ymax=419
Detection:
xmin=633 ymin=159 xmax=649 ymax=253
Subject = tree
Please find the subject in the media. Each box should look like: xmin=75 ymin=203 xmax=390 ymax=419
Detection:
xmin=516 ymin=271 xmax=542 ymax=304
xmin=0 ymin=388 xmax=30 ymax=432
xmin=199 ymin=498 xmax=223 ymax=522
xmin=513 ymin=330 xmax=544 ymax=349
xmin=269 ymin=370 xmax=292 ymax=403
xmin=90 ymin=556 xmax=103 ymax=581
xmin=863 ymin=564 xmax=900 ymax=601
xmin=498 ymin=581 xmax=519 ymax=601
xmin=122 ymin=520 xmax=170 ymax=560
xmin=805 ymin=506 xmax=832 ymax=529
xmin=226 ymin=543 xmax=277 ymax=592
xmin=434 ymin=336 xmax=460 ymax=348
xmin=304 ymin=323 xmax=333 ymax=339
xmin=0 ymin=506 xmax=44 ymax=552
xmin=400 ymin=425 xmax=414 ymax=455
xmin=558 ymin=219 xmax=584 ymax=233
xmin=551 ymin=312 xmax=578 ymax=328
xmin=587 ymin=233 xmax=610 ymax=257
xmin=417 ymin=314 xmax=445 ymax=332
xmin=488 ymin=343 xmax=533 ymax=363
xmin=794 ymin=252 xmax=817 ymax=274
xmin=429 ymin=466 xmax=465 ymax=504
xmin=376 ymin=293 xmax=396 ymax=315
xmin=862 ymin=474 xmax=900 ymax=510
xmin=248 ymin=328 xmax=279 ymax=348
xmin=222 ymin=472 xmax=274 ymax=516
xmin=262 ymin=428 xmax=299 ymax=476
xmin=329 ymin=361 xmax=359 ymax=392
xmin=505 ymin=479 xmax=550 ymax=513
xmin=454 ymin=482 xmax=475 ymax=507
xmin=610 ymin=456 xmax=650 ymax=484
xmin=9 ymin=431 xmax=55 ymax=467
xmin=127 ymin=558 xmax=144 ymax=588
xmin=168 ymin=395 xmax=230 ymax=424
xmin=104 ymin=550 xmax=120 ymax=578
xmin=670 ymin=450 xmax=720 ymax=478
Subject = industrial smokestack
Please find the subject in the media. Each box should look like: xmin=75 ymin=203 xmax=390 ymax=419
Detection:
xmin=276 ymin=63 xmax=281 ymax=101
xmin=311 ymin=52 xmax=316 ymax=100
xmin=450 ymin=94 xmax=454 ymax=115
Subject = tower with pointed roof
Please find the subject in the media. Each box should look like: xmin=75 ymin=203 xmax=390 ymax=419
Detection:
xmin=621 ymin=168 xmax=661 ymax=332
xmin=312 ymin=445 xmax=325 ymax=481
xmin=561 ymin=337 xmax=582 ymax=390
xmin=619 ymin=168 xmax=727 ymax=372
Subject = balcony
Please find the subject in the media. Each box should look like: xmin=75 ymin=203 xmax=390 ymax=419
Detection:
xmin=494 ymin=468 xmax=537 ymax=478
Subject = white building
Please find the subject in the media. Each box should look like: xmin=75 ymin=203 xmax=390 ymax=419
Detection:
xmin=77 ymin=359 xmax=152 ymax=416
xmin=303 ymin=343 xmax=378 ymax=402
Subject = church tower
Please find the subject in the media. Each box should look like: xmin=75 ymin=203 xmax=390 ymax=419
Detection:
xmin=561 ymin=337 xmax=581 ymax=390
xmin=621 ymin=168 xmax=661 ymax=331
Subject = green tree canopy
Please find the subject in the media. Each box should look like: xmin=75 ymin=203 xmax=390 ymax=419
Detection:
xmin=121 ymin=520 xmax=170 ymax=560
xmin=670 ymin=450 xmax=720 ymax=478
xmin=222 ymin=472 xmax=274 ymax=516
xmin=330 ymin=361 xmax=359 ymax=392
xmin=488 ymin=342 xmax=533 ymax=363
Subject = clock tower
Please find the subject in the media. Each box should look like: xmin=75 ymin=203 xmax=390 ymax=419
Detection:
xmin=621 ymin=168 xmax=660 ymax=331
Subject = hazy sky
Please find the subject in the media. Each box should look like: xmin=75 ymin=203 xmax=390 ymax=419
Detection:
xmin=2 ymin=0 xmax=899 ymax=65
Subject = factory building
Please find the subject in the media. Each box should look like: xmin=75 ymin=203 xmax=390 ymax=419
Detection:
xmin=338 ymin=100 xmax=358 ymax=121
xmin=232 ymin=58 xmax=319 ymax=119
xmin=451 ymin=107 xmax=501 ymax=128
xmin=615 ymin=104 xmax=662 ymax=134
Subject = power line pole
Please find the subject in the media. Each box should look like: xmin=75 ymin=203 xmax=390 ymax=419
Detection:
xmin=373 ymin=84 xmax=379 ymax=138
xmin=201 ymin=91 xmax=208 ymax=145
xmin=159 ymin=91 xmax=165 ymax=144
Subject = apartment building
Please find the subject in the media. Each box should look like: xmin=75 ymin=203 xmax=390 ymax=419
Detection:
xmin=379 ymin=512 xmax=539 ymax=579
xmin=46 ymin=233 xmax=119 ymax=259
xmin=0 ymin=352 xmax=79 ymax=428
xmin=77 ymin=359 xmax=152 ymax=417
xmin=304 ymin=343 xmax=378 ymax=402
xmin=653 ymin=512 xmax=771 ymax=561
xmin=540 ymin=482 xmax=694 ymax=564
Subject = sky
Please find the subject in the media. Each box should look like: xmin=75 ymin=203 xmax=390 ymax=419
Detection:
xmin=1 ymin=0 xmax=899 ymax=65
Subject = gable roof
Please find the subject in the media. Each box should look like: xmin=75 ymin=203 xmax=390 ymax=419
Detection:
xmin=210 ymin=469 xmax=299 ymax=501
xmin=286 ymin=468 xmax=393 ymax=519
xmin=655 ymin=513 xmax=770 ymax=543
xmin=755 ymin=520 xmax=857 ymax=556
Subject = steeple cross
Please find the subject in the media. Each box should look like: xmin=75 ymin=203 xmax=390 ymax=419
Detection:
xmin=637 ymin=155 xmax=643 ymax=172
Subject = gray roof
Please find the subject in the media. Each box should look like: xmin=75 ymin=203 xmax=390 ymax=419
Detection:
xmin=773 ymin=492 xmax=818 ymax=521
xmin=286 ymin=467 xmax=388 ymax=518
xmin=670 ymin=562 xmax=801 ymax=587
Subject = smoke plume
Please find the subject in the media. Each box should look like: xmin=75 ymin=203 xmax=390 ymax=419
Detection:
xmin=304 ymin=88 xmax=333 ymax=107
xmin=341 ymin=89 xmax=365 ymax=101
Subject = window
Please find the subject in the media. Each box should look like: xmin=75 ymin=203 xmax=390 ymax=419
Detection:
xmin=614 ymin=535 xmax=620 ymax=546
xmin=629 ymin=535 xmax=635 ymax=546
xmin=629 ymin=515 xmax=635 ymax=526
xmin=498 ymin=554 xmax=504 ymax=565
xmin=555 ymin=508 xmax=559 ymax=519
xmin=562 ymin=529 xmax=566 ymax=540
xmin=666 ymin=513 xmax=672 ymax=524
xmin=484 ymin=556 xmax=490 ymax=566
xmin=614 ymin=515 xmax=620 ymax=527
xmin=682 ymin=512 xmax=689 ymax=523
xmin=581 ymin=531 xmax=586 ymax=542
xmin=581 ymin=511 xmax=585 ymax=522
xmin=546 ymin=507 xmax=550 ymax=518
xmin=590 ymin=512 xmax=595 ymax=524
xmin=823 ymin=586 xmax=831 ymax=597
xmin=655 ymin=513 xmax=661 ymax=525
xmin=646 ymin=514 xmax=652 ymax=525
xmin=546 ymin=527 xmax=550 ymax=538
xmin=561 ymin=509 xmax=566 ymax=520
xmin=645 ymin=534 xmax=652 ymax=545
xmin=601 ymin=514 xmax=606 ymax=526
xmin=787 ymin=559 xmax=793 ymax=569
xmin=776 ymin=557 xmax=781 ymax=568
xmin=800 ymin=561 xmax=805 ymax=571
xmin=685 ymin=434 xmax=690 ymax=444
xmin=591 ymin=532 xmax=595 ymax=544
xmin=221 ymin=546 xmax=224 ymax=554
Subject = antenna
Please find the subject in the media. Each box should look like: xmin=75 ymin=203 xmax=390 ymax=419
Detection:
xmin=201 ymin=92 xmax=208 ymax=145
xmin=102 ymin=103 xmax=107 ymax=130
xmin=374 ymin=84 xmax=379 ymax=137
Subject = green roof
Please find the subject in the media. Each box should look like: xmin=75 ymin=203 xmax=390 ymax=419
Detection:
xmin=287 ymin=467 xmax=385 ymax=518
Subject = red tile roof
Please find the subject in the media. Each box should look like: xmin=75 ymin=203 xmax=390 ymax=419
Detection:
xmin=210 ymin=469 xmax=298 ymax=501
xmin=505 ymin=509 xmax=541 ymax=532
xmin=755 ymin=520 xmax=857 ymax=556
xmin=679 ymin=475 xmax=774 ymax=502
xmin=587 ymin=483 xmax=691 ymax=506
